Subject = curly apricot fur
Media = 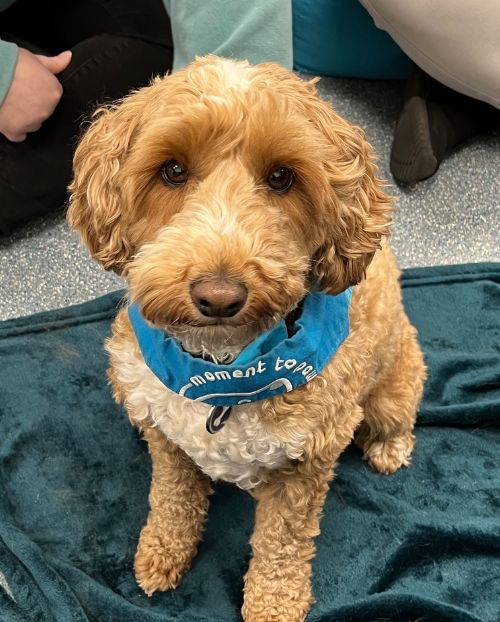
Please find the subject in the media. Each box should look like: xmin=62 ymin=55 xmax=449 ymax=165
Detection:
xmin=68 ymin=57 xmax=426 ymax=622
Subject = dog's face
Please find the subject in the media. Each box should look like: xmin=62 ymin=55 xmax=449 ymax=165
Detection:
xmin=68 ymin=56 xmax=391 ymax=335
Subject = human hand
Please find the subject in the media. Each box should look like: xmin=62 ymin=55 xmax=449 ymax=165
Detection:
xmin=0 ymin=47 xmax=72 ymax=142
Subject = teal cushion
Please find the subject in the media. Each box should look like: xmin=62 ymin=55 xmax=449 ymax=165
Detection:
xmin=293 ymin=0 xmax=412 ymax=79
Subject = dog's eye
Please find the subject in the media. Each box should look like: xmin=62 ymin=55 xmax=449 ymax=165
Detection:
xmin=160 ymin=159 xmax=188 ymax=187
xmin=267 ymin=167 xmax=294 ymax=193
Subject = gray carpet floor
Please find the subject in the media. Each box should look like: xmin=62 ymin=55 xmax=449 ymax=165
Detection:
xmin=0 ymin=76 xmax=499 ymax=321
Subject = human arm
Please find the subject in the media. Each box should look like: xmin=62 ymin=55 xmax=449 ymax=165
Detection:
xmin=0 ymin=38 xmax=17 ymax=105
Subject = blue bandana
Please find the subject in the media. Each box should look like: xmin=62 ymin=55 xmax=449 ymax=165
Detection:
xmin=128 ymin=289 xmax=351 ymax=432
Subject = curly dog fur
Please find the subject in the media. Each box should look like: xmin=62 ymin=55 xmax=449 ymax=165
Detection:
xmin=67 ymin=56 xmax=426 ymax=622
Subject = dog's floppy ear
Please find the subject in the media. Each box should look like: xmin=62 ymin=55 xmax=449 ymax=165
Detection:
xmin=306 ymin=88 xmax=392 ymax=294
xmin=67 ymin=93 xmax=146 ymax=274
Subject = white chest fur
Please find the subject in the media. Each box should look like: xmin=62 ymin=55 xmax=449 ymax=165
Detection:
xmin=111 ymin=344 xmax=309 ymax=490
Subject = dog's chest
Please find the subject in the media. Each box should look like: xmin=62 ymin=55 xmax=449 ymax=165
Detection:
xmin=113 ymin=348 xmax=308 ymax=490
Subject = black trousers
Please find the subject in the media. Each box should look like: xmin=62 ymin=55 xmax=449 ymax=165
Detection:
xmin=0 ymin=0 xmax=173 ymax=234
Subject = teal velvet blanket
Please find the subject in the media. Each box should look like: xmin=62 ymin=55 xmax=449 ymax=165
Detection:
xmin=0 ymin=263 xmax=499 ymax=622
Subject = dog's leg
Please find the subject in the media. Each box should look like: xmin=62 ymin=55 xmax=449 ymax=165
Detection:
xmin=242 ymin=467 xmax=331 ymax=622
xmin=134 ymin=427 xmax=212 ymax=595
xmin=242 ymin=404 xmax=363 ymax=622
xmin=356 ymin=316 xmax=426 ymax=474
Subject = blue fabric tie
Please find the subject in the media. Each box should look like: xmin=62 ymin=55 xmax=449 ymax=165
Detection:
xmin=128 ymin=289 xmax=352 ymax=416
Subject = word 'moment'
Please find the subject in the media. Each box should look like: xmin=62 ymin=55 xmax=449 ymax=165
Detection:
xmin=189 ymin=356 xmax=318 ymax=387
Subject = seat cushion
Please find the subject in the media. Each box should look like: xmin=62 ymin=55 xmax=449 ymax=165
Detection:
xmin=293 ymin=0 xmax=411 ymax=78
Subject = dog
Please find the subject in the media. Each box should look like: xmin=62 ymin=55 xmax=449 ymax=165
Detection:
xmin=67 ymin=56 xmax=426 ymax=622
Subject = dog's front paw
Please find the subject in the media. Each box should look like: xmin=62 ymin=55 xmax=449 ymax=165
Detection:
xmin=242 ymin=560 xmax=313 ymax=622
xmin=363 ymin=433 xmax=415 ymax=475
xmin=134 ymin=523 xmax=196 ymax=596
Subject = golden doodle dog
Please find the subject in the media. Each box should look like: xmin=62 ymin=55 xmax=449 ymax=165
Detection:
xmin=67 ymin=56 xmax=426 ymax=622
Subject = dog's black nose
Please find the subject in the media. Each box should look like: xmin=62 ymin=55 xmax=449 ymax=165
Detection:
xmin=191 ymin=278 xmax=247 ymax=318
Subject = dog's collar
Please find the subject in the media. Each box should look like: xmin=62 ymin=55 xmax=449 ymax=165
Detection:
xmin=128 ymin=289 xmax=351 ymax=432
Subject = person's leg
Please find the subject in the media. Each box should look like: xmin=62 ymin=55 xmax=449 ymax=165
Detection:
xmin=359 ymin=0 xmax=500 ymax=183
xmin=390 ymin=66 xmax=499 ymax=183
xmin=0 ymin=0 xmax=57 ymax=51
xmin=0 ymin=0 xmax=172 ymax=53
xmin=56 ymin=0 xmax=173 ymax=49
xmin=0 ymin=0 xmax=173 ymax=234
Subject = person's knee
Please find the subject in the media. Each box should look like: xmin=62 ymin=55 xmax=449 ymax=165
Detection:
xmin=59 ymin=34 xmax=173 ymax=106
